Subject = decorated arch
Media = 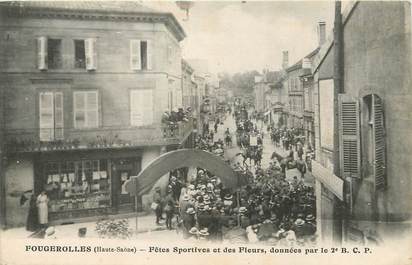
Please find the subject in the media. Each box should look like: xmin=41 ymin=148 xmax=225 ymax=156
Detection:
xmin=126 ymin=149 xmax=243 ymax=196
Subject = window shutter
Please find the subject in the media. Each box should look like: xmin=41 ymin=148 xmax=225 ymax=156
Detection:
xmin=37 ymin=37 xmax=47 ymax=70
xmin=39 ymin=92 xmax=54 ymax=141
xmin=373 ymin=95 xmax=386 ymax=191
xmin=130 ymin=40 xmax=141 ymax=70
xmin=130 ymin=90 xmax=143 ymax=126
xmin=86 ymin=91 xmax=98 ymax=128
xmin=338 ymin=94 xmax=361 ymax=178
xmin=54 ymin=92 xmax=64 ymax=139
xmin=146 ymin=40 xmax=153 ymax=70
xmin=143 ymin=89 xmax=153 ymax=125
xmin=74 ymin=92 xmax=85 ymax=128
xmin=85 ymin=38 xmax=97 ymax=70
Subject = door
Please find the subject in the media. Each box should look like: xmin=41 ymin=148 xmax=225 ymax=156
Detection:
xmin=112 ymin=158 xmax=141 ymax=211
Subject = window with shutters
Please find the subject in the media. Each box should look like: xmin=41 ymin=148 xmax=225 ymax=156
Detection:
xmin=74 ymin=40 xmax=86 ymax=69
xmin=338 ymin=94 xmax=361 ymax=178
xmin=130 ymin=89 xmax=154 ymax=126
xmin=73 ymin=91 xmax=99 ymax=128
xmin=39 ymin=92 xmax=64 ymax=141
xmin=130 ymin=39 xmax=152 ymax=71
xmin=85 ymin=38 xmax=97 ymax=70
xmin=47 ymin=39 xmax=63 ymax=69
xmin=360 ymin=94 xmax=386 ymax=191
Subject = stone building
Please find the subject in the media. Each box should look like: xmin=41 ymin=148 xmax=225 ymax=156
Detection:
xmin=312 ymin=1 xmax=412 ymax=244
xmin=0 ymin=2 xmax=193 ymax=227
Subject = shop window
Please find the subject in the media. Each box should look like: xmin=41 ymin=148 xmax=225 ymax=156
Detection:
xmin=44 ymin=159 xmax=111 ymax=212
xmin=47 ymin=39 xmax=63 ymax=69
xmin=39 ymin=92 xmax=64 ymax=141
xmin=73 ymin=91 xmax=99 ymax=128
xmin=74 ymin=40 xmax=86 ymax=69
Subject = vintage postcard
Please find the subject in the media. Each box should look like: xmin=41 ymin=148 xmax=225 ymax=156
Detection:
xmin=0 ymin=1 xmax=411 ymax=265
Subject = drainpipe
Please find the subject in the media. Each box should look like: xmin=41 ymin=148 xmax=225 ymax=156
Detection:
xmin=333 ymin=0 xmax=345 ymax=244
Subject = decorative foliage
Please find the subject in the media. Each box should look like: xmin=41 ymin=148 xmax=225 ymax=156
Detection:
xmin=95 ymin=219 xmax=132 ymax=239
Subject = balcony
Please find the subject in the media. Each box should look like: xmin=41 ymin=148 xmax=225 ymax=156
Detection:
xmin=5 ymin=119 xmax=194 ymax=153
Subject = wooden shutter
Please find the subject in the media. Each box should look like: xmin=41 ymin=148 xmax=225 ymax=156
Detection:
xmin=338 ymin=94 xmax=361 ymax=178
xmin=130 ymin=90 xmax=143 ymax=126
xmin=85 ymin=38 xmax=97 ymax=70
xmin=86 ymin=91 xmax=98 ymax=128
xmin=54 ymin=92 xmax=64 ymax=139
xmin=373 ymin=95 xmax=386 ymax=190
xmin=130 ymin=89 xmax=153 ymax=126
xmin=146 ymin=40 xmax=153 ymax=70
xmin=143 ymin=89 xmax=153 ymax=125
xmin=130 ymin=40 xmax=141 ymax=70
xmin=39 ymin=92 xmax=54 ymax=141
xmin=74 ymin=92 xmax=85 ymax=128
xmin=37 ymin=37 xmax=47 ymax=70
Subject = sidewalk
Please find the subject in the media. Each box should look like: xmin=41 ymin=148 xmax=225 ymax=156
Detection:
xmin=1 ymin=213 xmax=167 ymax=239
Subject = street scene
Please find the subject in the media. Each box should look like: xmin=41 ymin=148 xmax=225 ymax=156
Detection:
xmin=0 ymin=0 xmax=411 ymax=250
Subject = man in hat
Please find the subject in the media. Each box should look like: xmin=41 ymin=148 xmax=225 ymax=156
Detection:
xmin=198 ymin=228 xmax=210 ymax=240
xmin=183 ymin=208 xmax=196 ymax=238
xmin=153 ymin=187 xmax=163 ymax=225
xmin=292 ymin=218 xmax=306 ymax=238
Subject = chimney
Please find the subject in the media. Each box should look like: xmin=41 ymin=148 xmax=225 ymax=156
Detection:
xmin=282 ymin=51 xmax=289 ymax=69
xmin=317 ymin=21 xmax=326 ymax=46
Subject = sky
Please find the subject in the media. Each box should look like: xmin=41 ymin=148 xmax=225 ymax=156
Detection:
xmin=143 ymin=1 xmax=336 ymax=74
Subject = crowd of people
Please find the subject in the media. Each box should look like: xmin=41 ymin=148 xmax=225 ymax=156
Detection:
xmin=161 ymin=107 xmax=193 ymax=137
xmin=152 ymin=102 xmax=317 ymax=246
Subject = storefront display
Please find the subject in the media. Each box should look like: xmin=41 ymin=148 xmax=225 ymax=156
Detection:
xmin=43 ymin=159 xmax=111 ymax=212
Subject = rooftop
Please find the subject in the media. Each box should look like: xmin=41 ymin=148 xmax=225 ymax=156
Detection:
xmin=1 ymin=1 xmax=186 ymax=41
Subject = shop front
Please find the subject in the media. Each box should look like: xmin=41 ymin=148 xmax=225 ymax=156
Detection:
xmin=33 ymin=148 xmax=143 ymax=222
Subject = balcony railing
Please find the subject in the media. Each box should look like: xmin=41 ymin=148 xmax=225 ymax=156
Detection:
xmin=5 ymin=119 xmax=193 ymax=153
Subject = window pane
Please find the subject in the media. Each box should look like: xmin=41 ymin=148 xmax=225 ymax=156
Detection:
xmin=74 ymin=40 xmax=86 ymax=69
xmin=47 ymin=39 xmax=62 ymax=69
xmin=140 ymin=41 xmax=147 ymax=70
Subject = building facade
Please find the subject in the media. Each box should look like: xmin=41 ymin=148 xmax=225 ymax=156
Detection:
xmin=312 ymin=1 xmax=412 ymax=244
xmin=0 ymin=2 xmax=193 ymax=227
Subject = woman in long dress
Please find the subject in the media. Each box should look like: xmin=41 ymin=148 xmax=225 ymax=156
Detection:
xmin=36 ymin=191 xmax=49 ymax=229
xmin=26 ymin=194 xmax=39 ymax=231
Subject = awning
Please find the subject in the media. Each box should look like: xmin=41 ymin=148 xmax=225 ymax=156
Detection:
xmin=312 ymin=160 xmax=344 ymax=200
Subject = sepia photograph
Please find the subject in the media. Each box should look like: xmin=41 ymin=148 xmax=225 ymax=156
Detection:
xmin=0 ymin=1 xmax=411 ymax=264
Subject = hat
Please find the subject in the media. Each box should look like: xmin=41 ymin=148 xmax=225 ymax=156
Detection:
xmin=294 ymin=218 xmax=305 ymax=227
xmin=45 ymin=226 xmax=55 ymax=236
xmin=189 ymin=227 xmax=199 ymax=235
xmin=188 ymin=184 xmax=195 ymax=190
xmin=183 ymin=194 xmax=190 ymax=201
xmin=305 ymin=214 xmax=315 ymax=221
xmin=204 ymin=205 xmax=210 ymax=211
xmin=186 ymin=208 xmax=196 ymax=215
xmin=224 ymin=194 xmax=233 ymax=200
xmin=198 ymin=170 xmax=204 ymax=174
xmin=239 ymin=207 xmax=247 ymax=213
xmin=199 ymin=228 xmax=209 ymax=236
